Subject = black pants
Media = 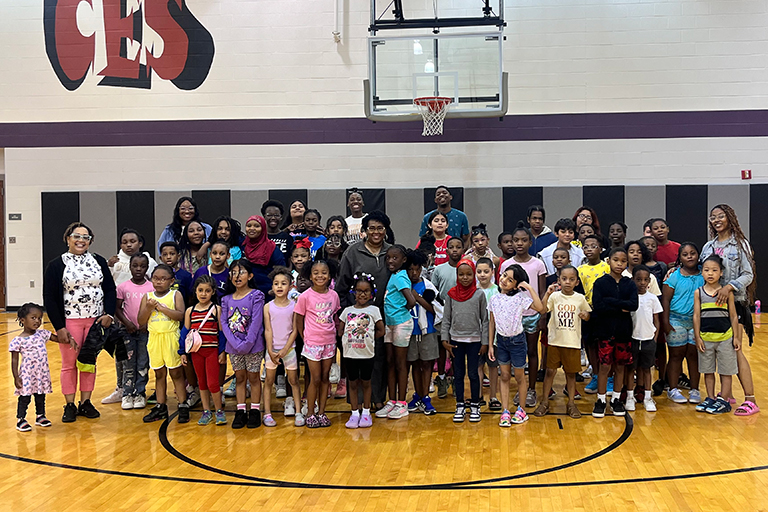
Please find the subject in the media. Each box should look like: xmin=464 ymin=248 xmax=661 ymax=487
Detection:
xmin=18 ymin=394 xmax=45 ymax=419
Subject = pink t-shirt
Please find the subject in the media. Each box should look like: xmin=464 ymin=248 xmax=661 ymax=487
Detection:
xmin=294 ymin=287 xmax=340 ymax=346
xmin=500 ymin=257 xmax=546 ymax=316
xmin=117 ymin=279 xmax=155 ymax=328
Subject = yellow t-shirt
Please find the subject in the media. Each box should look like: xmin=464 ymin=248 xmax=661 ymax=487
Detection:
xmin=578 ymin=261 xmax=610 ymax=305
xmin=147 ymin=291 xmax=179 ymax=334
xmin=546 ymin=291 xmax=592 ymax=349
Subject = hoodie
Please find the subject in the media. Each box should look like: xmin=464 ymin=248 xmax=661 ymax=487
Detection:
xmin=110 ymin=250 xmax=158 ymax=286
xmin=530 ymin=225 xmax=558 ymax=257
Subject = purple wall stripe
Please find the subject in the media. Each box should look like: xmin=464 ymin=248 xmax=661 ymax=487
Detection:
xmin=2 ymin=109 xmax=768 ymax=148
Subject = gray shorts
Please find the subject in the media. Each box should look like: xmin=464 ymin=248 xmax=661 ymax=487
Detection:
xmin=230 ymin=351 xmax=264 ymax=373
xmin=407 ymin=332 xmax=439 ymax=362
xmin=698 ymin=340 xmax=737 ymax=376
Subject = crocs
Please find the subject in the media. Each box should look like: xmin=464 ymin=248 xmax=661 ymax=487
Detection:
xmin=734 ymin=400 xmax=760 ymax=416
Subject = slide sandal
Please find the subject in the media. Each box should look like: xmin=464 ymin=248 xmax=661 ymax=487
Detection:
xmin=734 ymin=401 xmax=760 ymax=416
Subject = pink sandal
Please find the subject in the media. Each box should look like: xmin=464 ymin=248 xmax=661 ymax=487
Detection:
xmin=734 ymin=401 xmax=760 ymax=416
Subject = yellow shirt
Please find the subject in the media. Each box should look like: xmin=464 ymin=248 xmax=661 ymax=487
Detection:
xmin=147 ymin=291 xmax=179 ymax=334
xmin=578 ymin=261 xmax=610 ymax=305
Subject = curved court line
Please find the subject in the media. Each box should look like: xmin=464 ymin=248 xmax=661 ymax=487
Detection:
xmin=158 ymin=412 xmax=635 ymax=490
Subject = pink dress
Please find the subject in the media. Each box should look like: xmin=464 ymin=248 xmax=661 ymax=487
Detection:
xmin=8 ymin=330 xmax=53 ymax=396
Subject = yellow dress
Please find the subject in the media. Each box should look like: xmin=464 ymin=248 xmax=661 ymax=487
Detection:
xmin=147 ymin=290 xmax=182 ymax=370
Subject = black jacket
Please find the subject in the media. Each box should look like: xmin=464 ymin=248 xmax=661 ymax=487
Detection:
xmin=43 ymin=253 xmax=117 ymax=331
xmin=76 ymin=321 xmax=128 ymax=373
xmin=591 ymin=274 xmax=638 ymax=341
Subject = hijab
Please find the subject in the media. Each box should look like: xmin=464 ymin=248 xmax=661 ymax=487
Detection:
xmin=243 ymin=215 xmax=276 ymax=266
xmin=448 ymin=259 xmax=477 ymax=302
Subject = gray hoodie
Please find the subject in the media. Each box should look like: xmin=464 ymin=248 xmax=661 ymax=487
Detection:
xmin=441 ymin=289 xmax=490 ymax=345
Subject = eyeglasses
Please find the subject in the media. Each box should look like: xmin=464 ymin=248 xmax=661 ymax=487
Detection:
xmin=152 ymin=276 xmax=172 ymax=281
xmin=709 ymin=214 xmax=726 ymax=222
xmin=326 ymin=239 xmax=342 ymax=248
xmin=264 ymin=213 xmax=282 ymax=219
xmin=70 ymin=234 xmax=93 ymax=242
xmin=179 ymin=207 xmax=195 ymax=212
xmin=230 ymin=269 xmax=249 ymax=277
xmin=577 ymin=213 xmax=592 ymax=220
xmin=366 ymin=226 xmax=386 ymax=233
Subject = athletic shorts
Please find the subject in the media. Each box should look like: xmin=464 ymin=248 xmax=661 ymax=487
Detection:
xmin=407 ymin=332 xmax=439 ymax=362
xmin=148 ymin=333 xmax=183 ymax=370
xmin=385 ymin=319 xmax=414 ymax=348
xmin=546 ymin=345 xmax=581 ymax=373
xmin=494 ymin=332 xmax=527 ymax=369
xmin=302 ymin=342 xmax=336 ymax=362
xmin=698 ymin=340 xmax=738 ymax=375
xmin=598 ymin=337 xmax=633 ymax=366
xmin=345 ymin=357 xmax=375 ymax=381
xmin=264 ymin=348 xmax=298 ymax=371
xmin=667 ymin=312 xmax=695 ymax=347
xmin=480 ymin=352 xmax=500 ymax=369
xmin=230 ymin=352 xmax=264 ymax=373
xmin=632 ymin=338 xmax=656 ymax=370
xmin=522 ymin=313 xmax=541 ymax=334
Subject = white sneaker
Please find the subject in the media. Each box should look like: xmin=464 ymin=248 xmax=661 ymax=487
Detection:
xmin=643 ymin=397 xmax=657 ymax=412
xmin=667 ymin=388 xmax=688 ymax=404
xmin=688 ymin=389 xmax=702 ymax=404
xmin=294 ymin=413 xmax=306 ymax=427
xmin=133 ymin=394 xmax=147 ymax=409
xmin=329 ymin=363 xmax=341 ymax=384
xmin=223 ymin=380 xmax=236 ymax=397
xmin=185 ymin=388 xmax=200 ymax=408
xmin=300 ymin=399 xmax=308 ymax=417
xmin=375 ymin=400 xmax=396 ymax=418
xmin=101 ymin=388 xmax=122 ymax=404
xmin=121 ymin=395 xmax=134 ymax=410
xmin=276 ymin=375 xmax=287 ymax=398
xmin=284 ymin=397 xmax=296 ymax=417
xmin=580 ymin=349 xmax=588 ymax=367
xmin=625 ymin=395 xmax=636 ymax=411
xmin=387 ymin=402 xmax=409 ymax=419
xmin=429 ymin=378 xmax=435 ymax=393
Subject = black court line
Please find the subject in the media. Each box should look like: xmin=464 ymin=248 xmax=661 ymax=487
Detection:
xmin=557 ymin=418 xmax=564 ymax=430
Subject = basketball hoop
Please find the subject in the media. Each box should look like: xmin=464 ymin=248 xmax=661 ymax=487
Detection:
xmin=414 ymin=96 xmax=453 ymax=136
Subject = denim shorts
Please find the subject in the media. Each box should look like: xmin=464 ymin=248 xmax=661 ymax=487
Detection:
xmin=494 ymin=332 xmax=527 ymax=369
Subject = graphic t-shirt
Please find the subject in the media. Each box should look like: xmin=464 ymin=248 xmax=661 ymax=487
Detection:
xmin=345 ymin=216 xmax=364 ymax=244
xmin=487 ymin=292 xmax=533 ymax=338
xmin=268 ymin=232 xmax=294 ymax=263
xmin=578 ymin=261 xmax=610 ymax=305
xmin=193 ymin=266 xmax=230 ymax=300
xmin=546 ymin=291 xmax=591 ymax=349
xmin=384 ymin=270 xmax=412 ymax=325
xmin=340 ymin=305 xmax=382 ymax=359
xmin=117 ymin=279 xmax=155 ymax=328
xmin=307 ymin=235 xmax=326 ymax=260
xmin=294 ymin=287 xmax=340 ymax=346
xmin=411 ymin=280 xmax=439 ymax=335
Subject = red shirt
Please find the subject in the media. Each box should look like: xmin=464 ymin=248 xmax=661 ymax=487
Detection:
xmin=417 ymin=236 xmax=452 ymax=266
xmin=655 ymin=240 xmax=681 ymax=266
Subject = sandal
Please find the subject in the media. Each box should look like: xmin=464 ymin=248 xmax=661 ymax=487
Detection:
xmin=532 ymin=402 xmax=549 ymax=417
xmin=567 ymin=402 xmax=582 ymax=419
xmin=734 ymin=400 xmax=760 ymax=416
xmin=489 ymin=398 xmax=502 ymax=411
xmin=498 ymin=410 xmax=512 ymax=427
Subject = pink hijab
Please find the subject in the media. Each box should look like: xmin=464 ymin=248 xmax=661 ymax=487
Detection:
xmin=243 ymin=215 xmax=276 ymax=266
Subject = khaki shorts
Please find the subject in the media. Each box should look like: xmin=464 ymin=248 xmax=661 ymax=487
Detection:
xmin=546 ymin=345 xmax=581 ymax=374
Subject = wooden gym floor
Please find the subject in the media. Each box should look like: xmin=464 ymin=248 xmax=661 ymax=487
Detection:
xmin=0 ymin=312 xmax=766 ymax=511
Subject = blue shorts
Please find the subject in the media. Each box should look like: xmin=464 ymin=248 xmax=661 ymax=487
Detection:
xmin=522 ymin=313 xmax=541 ymax=334
xmin=667 ymin=312 xmax=695 ymax=347
xmin=494 ymin=332 xmax=527 ymax=369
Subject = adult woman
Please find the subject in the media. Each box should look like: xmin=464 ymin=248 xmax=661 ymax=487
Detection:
xmin=280 ymin=199 xmax=309 ymax=237
xmin=243 ymin=215 xmax=287 ymax=296
xmin=572 ymin=206 xmax=602 ymax=234
xmin=43 ymin=222 xmax=117 ymax=423
xmin=700 ymin=204 xmax=759 ymax=415
xmin=156 ymin=196 xmax=212 ymax=254
xmin=336 ymin=210 xmax=393 ymax=408
xmin=345 ymin=189 xmax=366 ymax=244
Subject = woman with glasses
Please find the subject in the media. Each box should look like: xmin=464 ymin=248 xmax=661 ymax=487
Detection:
xmin=43 ymin=222 xmax=117 ymax=423
xmin=156 ymin=196 xmax=212 ymax=255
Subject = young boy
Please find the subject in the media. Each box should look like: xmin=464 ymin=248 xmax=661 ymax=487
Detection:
xmin=406 ymin=250 xmax=442 ymax=415
xmin=591 ymin=248 xmax=639 ymax=418
xmin=534 ymin=265 xmax=591 ymax=419
xmin=578 ymin=234 xmax=610 ymax=394
xmin=430 ymin=237 xmax=465 ymax=398
xmin=261 ymin=199 xmax=294 ymax=263
xmin=631 ymin=265 xmax=663 ymax=412
xmin=537 ymin=218 xmax=585 ymax=276
xmin=546 ymin=248 xmax=571 ymax=287
xmin=496 ymin=231 xmax=515 ymax=283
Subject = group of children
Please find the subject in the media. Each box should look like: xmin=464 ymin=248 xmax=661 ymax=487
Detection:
xmin=10 ymin=197 xmax=757 ymax=432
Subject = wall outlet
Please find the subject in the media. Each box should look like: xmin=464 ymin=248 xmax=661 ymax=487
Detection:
xmin=8 ymin=236 xmax=15 ymax=244
xmin=29 ymin=280 xmax=34 ymax=288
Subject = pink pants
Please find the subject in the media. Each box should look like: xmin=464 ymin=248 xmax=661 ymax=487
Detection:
xmin=60 ymin=318 xmax=97 ymax=395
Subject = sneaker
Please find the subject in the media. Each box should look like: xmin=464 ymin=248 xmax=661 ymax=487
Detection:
xmin=77 ymin=400 xmax=100 ymax=419
xmin=453 ymin=403 xmax=466 ymax=422
xmin=177 ymin=404 xmax=190 ymax=423
xmin=611 ymin=399 xmax=626 ymax=416
xmin=358 ymin=411 xmax=373 ymax=428
xmin=232 ymin=409 xmax=248 ymax=429
xmin=147 ymin=391 xmax=157 ymax=405
xmin=198 ymin=410 xmax=213 ymax=426
xmin=329 ymin=362 xmax=341 ymax=384
xmin=536 ymin=369 xmax=545 ymax=383
xmin=263 ymin=414 xmax=277 ymax=427
xmin=533 ymin=402 xmax=549 ymax=417
xmin=101 ymin=388 xmax=122 ymax=405
xmin=143 ymin=404 xmax=168 ymax=423
xmin=580 ymin=348 xmax=587 ymax=366
xmin=215 ymin=410 xmax=227 ymax=425
xmin=260 ymin=365 xmax=266 ymax=382
xmin=318 ymin=413 xmax=332 ymax=427
xmin=511 ymin=406 xmax=529 ymax=424
xmin=62 ymin=402 xmax=77 ymax=423
xmin=294 ymin=413 xmax=306 ymax=427
xmin=548 ymin=389 xmax=556 ymax=400
xmin=133 ymin=394 xmax=147 ymax=409
xmin=247 ymin=408 xmax=261 ymax=428
xmin=482 ymin=376 xmax=490 ymax=387
xmin=707 ymin=397 xmax=732 ymax=414
xmin=121 ymin=395 xmax=135 ymax=410
xmin=513 ymin=391 xmax=520 ymax=406
xmin=276 ymin=375 xmax=287 ymax=399
xmin=407 ymin=393 xmax=423 ymax=412
xmin=592 ymin=399 xmax=606 ymax=418
xmin=688 ymin=389 xmax=702 ymax=404
xmin=334 ymin=379 xmax=347 ymax=399
xmin=643 ymin=397 xmax=657 ymax=412
xmin=436 ymin=376 xmax=448 ymax=399
xmin=563 ymin=387 xmax=582 ymax=400
xmin=16 ymin=418 xmax=31 ymax=432
xmin=625 ymin=395 xmax=636 ymax=411
xmin=185 ymin=388 xmax=201 ymax=408
xmin=469 ymin=403 xmax=481 ymax=422
xmin=575 ymin=373 xmax=585 ymax=382
xmin=375 ymin=400 xmax=396 ymax=418
xmin=678 ymin=373 xmax=691 ymax=390
xmin=525 ymin=389 xmax=537 ymax=408
xmin=387 ymin=402 xmax=409 ymax=419
xmin=607 ymin=377 xmax=614 ymax=394
xmin=223 ymin=380 xmax=237 ymax=398
xmin=429 ymin=378 xmax=435 ymax=394
xmin=300 ymin=399 xmax=309 ymax=417
xmin=345 ymin=413 xmax=360 ymax=429
xmin=585 ymin=376 xmax=598 ymax=394
xmin=489 ymin=397 xmax=502 ymax=411
xmin=667 ymin=388 xmax=688 ymax=404
xmin=652 ymin=379 xmax=665 ymax=397
xmin=696 ymin=396 xmax=717 ymax=412
xmin=422 ymin=396 xmax=437 ymax=415
xmin=284 ymin=397 xmax=296 ymax=417
xmin=499 ymin=410 xmax=512 ymax=427
xmin=35 ymin=415 xmax=52 ymax=427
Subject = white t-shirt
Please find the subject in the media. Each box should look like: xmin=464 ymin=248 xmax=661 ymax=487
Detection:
xmin=340 ymin=304 xmax=381 ymax=359
xmin=488 ymin=292 xmax=533 ymax=338
xmin=538 ymin=243 xmax=585 ymax=275
xmin=622 ymin=269 xmax=661 ymax=296
xmin=632 ymin=292 xmax=663 ymax=341
xmin=546 ymin=291 xmax=591 ymax=349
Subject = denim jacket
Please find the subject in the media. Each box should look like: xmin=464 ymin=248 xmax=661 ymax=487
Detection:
xmin=700 ymin=236 xmax=753 ymax=303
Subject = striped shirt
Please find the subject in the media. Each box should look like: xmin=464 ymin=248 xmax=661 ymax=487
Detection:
xmin=699 ymin=288 xmax=732 ymax=342
xmin=190 ymin=306 xmax=219 ymax=348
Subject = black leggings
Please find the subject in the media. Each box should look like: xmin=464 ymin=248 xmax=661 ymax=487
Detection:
xmin=452 ymin=342 xmax=481 ymax=403
xmin=18 ymin=394 xmax=45 ymax=419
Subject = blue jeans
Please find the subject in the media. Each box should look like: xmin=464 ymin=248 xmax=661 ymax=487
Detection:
xmin=123 ymin=331 xmax=149 ymax=396
xmin=452 ymin=342 xmax=481 ymax=403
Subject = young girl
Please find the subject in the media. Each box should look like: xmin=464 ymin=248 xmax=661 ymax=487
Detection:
xmin=339 ymin=275 xmax=385 ymax=428
xmin=262 ymin=267 xmax=304 ymax=427
xmin=641 ymin=236 xmax=669 ymax=286
xmin=207 ymin=216 xmax=243 ymax=264
xmin=476 ymin=257 xmax=501 ymax=411
xmin=693 ymin=255 xmax=741 ymax=414
xmin=609 ymin=222 xmax=627 ymax=250
xmin=376 ymin=245 xmax=417 ymax=420
xmin=304 ymin=209 xmax=326 ymax=259
xmin=178 ymin=220 xmax=207 ymax=274
xmin=221 ymin=259 xmax=266 ymax=429
xmin=294 ymin=259 xmax=341 ymax=428
xmin=281 ymin=199 xmax=307 ymax=236
xmin=465 ymin=224 xmax=499 ymax=268
xmin=577 ymin=224 xmax=596 ymax=246
xmin=115 ymin=254 xmax=155 ymax=410
xmin=243 ymin=215 xmax=287 ymax=297
xmin=662 ymin=242 xmax=704 ymax=405
xmin=326 ymin=216 xmax=348 ymax=239
xmin=442 ymin=259 xmax=490 ymax=423
xmin=193 ymin=240 xmax=231 ymax=300
xmin=289 ymin=238 xmax=312 ymax=300
xmin=650 ymin=218 xmax=681 ymax=266
xmin=10 ymin=303 xmax=76 ymax=431
xmin=139 ymin=265 xmax=189 ymax=423
xmin=345 ymin=189 xmax=365 ymax=244
xmin=315 ymin=234 xmax=347 ymax=263
xmin=421 ymin=211 xmax=452 ymax=266
xmin=183 ymin=276 xmax=226 ymax=426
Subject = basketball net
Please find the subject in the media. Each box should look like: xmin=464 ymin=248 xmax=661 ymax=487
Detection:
xmin=414 ymin=96 xmax=452 ymax=136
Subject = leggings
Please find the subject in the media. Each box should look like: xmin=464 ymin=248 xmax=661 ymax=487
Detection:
xmin=192 ymin=347 xmax=221 ymax=393
xmin=60 ymin=318 xmax=97 ymax=395
xmin=17 ymin=394 xmax=45 ymax=419
xmin=452 ymin=341 xmax=481 ymax=403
